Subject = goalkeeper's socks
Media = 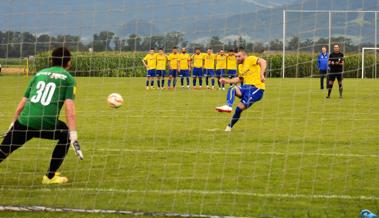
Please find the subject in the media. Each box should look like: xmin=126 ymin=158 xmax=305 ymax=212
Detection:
xmin=206 ymin=77 xmax=209 ymax=86
xmin=186 ymin=77 xmax=190 ymax=86
xmin=168 ymin=79 xmax=171 ymax=87
xmin=47 ymin=140 xmax=70 ymax=179
xmin=211 ymin=78 xmax=215 ymax=86
xmin=339 ymin=84 xmax=343 ymax=97
xmin=157 ymin=80 xmax=161 ymax=88
xmin=161 ymin=79 xmax=165 ymax=88
xmin=327 ymin=88 xmax=332 ymax=98
xmin=193 ymin=78 xmax=196 ymax=86
xmin=226 ymin=87 xmax=236 ymax=107
xmin=229 ymin=107 xmax=242 ymax=127
xmin=199 ymin=78 xmax=203 ymax=86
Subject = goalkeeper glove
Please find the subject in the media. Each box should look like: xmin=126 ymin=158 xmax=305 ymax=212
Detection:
xmin=69 ymin=131 xmax=83 ymax=160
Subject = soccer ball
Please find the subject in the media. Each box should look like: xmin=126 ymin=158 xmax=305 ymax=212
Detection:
xmin=107 ymin=93 xmax=124 ymax=108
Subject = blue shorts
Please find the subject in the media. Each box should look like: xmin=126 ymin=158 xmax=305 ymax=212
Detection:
xmin=228 ymin=70 xmax=237 ymax=77
xmin=156 ymin=70 xmax=166 ymax=77
xmin=192 ymin=68 xmax=203 ymax=77
xmin=216 ymin=69 xmax=225 ymax=77
xmin=204 ymin=69 xmax=214 ymax=77
xmin=180 ymin=70 xmax=190 ymax=77
xmin=240 ymin=85 xmax=264 ymax=108
xmin=169 ymin=70 xmax=177 ymax=77
xmin=147 ymin=69 xmax=156 ymax=77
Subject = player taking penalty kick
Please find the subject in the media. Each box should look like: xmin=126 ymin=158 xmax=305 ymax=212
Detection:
xmin=0 ymin=47 xmax=83 ymax=184
xmin=216 ymin=48 xmax=267 ymax=132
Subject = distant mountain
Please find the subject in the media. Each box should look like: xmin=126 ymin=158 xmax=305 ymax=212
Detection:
xmin=0 ymin=0 xmax=297 ymax=37
xmin=186 ymin=0 xmax=379 ymax=43
xmin=0 ymin=0 xmax=378 ymax=44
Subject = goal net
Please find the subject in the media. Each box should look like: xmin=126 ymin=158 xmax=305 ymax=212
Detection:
xmin=0 ymin=1 xmax=379 ymax=218
xmin=283 ymin=9 xmax=379 ymax=78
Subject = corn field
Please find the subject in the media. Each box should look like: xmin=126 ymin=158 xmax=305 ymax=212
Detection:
xmin=32 ymin=51 xmax=379 ymax=78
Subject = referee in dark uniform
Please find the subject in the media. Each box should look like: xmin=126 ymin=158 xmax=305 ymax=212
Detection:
xmin=327 ymin=44 xmax=344 ymax=98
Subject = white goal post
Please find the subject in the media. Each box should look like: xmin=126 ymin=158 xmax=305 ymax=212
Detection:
xmin=362 ymin=47 xmax=379 ymax=79
xmin=282 ymin=10 xmax=379 ymax=78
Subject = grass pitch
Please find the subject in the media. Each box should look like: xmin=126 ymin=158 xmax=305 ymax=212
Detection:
xmin=0 ymin=76 xmax=379 ymax=218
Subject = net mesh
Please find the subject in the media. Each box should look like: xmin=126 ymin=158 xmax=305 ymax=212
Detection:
xmin=0 ymin=1 xmax=379 ymax=218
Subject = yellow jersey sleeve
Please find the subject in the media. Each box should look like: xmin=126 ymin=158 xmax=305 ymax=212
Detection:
xmin=247 ymin=56 xmax=258 ymax=66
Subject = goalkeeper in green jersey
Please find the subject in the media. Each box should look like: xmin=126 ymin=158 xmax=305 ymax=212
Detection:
xmin=0 ymin=47 xmax=83 ymax=185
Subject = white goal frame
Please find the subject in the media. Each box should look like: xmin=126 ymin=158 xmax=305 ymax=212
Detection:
xmin=282 ymin=10 xmax=379 ymax=78
xmin=361 ymin=47 xmax=379 ymax=79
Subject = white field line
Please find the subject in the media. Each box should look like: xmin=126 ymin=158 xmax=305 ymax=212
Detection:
xmin=90 ymin=148 xmax=379 ymax=158
xmin=0 ymin=205 xmax=250 ymax=218
xmin=20 ymin=146 xmax=379 ymax=158
xmin=2 ymin=187 xmax=379 ymax=201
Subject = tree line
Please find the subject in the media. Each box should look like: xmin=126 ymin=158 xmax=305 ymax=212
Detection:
xmin=0 ymin=30 xmax=376 ymax=58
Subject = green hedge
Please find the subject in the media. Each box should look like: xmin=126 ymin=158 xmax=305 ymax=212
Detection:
xmin=33 ymin=51 xmax=379 ymax=78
